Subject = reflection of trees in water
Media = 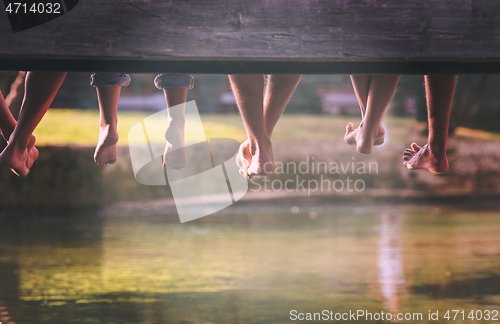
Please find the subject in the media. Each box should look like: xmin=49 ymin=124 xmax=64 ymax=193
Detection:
xmin=377 ymin=213 xmax=407 ymax=315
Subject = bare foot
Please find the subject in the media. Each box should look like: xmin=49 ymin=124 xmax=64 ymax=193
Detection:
xmin=26 ymin=135 xmax=39 ymax=169
xmin=0 ymin=135 xmax=38 ymax=177
xmin=236 ymin=139 xmax=252 ymax=178
xmin=247 ymin=138 xmax=275 ymax=178
xmin=344 ymin=122 xmax=385 ymax=155
xmin=402 ymin=143 xmax=448 ymax=174
xmin=94 ymin=124 xmax=119 ymax=165
xmin=163 ymin=118 xmax=187 ymax=170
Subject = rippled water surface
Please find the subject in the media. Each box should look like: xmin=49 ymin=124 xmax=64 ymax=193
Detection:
xmin=1 ymin=204 xmax=500 ymax=323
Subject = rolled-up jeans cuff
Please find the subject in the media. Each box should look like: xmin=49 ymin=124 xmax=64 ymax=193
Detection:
xmin=90 ymin=73 xmax=131 ymax=87
xmin=154 ymin=74 xmax=194 ymax=89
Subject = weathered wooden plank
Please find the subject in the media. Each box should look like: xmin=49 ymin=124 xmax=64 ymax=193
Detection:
xmin=0 ymin=0 xmax=500 ymax=73
xmin=2 ymin=58 xmax=500 ymax=74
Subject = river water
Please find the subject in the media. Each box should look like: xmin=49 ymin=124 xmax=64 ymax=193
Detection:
xmin=0 ymin=203 xmax=499 ymax=323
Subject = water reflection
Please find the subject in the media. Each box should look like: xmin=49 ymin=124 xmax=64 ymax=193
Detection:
xmin=0 ymin=206 xmax=499 ymax=323
xmin=377 ymin=213 xmax=407 ymax=316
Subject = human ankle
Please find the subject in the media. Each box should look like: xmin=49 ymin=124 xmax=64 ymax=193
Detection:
xmin=99 ymin=118 xmax=117 ymax=129
xmin=428 ymin=142 xmax=445 ymax=160
xmin=9 ymin=136 xmax=30 ymax=151
xmin=254 ymin=136 xmax=272 ymax=149
xmin=168 ymin=116 xmax=185 ymax=128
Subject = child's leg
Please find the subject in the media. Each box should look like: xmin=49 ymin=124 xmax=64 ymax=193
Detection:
xmin=154 ymin=74 xmax=193 ymax=170
xmin=237 ymin=74 xmax=301 ymax=177
xmin=345 ymin=75 xmax=400 ymax=154
xmin=0 ymin=71 xmax=66 ymax=176
xmin=91 ymin=73 xmax=130 ymax=165
xmin=403 ymin=75 xmax=457 ymax=174
xmin=229 ymin=74 xmax=274 ymax=177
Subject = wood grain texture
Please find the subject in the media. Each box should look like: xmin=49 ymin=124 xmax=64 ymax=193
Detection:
xmin=0 ymin=0 xmax=499 ymax=73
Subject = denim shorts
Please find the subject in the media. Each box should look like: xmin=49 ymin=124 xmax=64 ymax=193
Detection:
xmin=90 ymin=73 xmax=194 ymax=89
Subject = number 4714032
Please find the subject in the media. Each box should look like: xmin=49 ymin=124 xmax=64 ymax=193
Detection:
xmin=5 ymin=2 xmax=62 ymax=14
xmin=443 ymin=310 xmax=499 ymax=321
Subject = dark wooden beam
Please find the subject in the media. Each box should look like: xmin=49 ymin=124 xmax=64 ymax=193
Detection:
xmin=1 ymin=0 xmax=500 ymax=74
xmin=2 ymin=58 xmax=500 ymax=74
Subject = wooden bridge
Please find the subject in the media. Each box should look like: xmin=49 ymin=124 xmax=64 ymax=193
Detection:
xmin=1 ymin=0 xmax=499 ymax=74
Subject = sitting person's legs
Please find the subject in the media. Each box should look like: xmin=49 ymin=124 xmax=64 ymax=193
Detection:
xmin=0 ymin=90 xmax=39 ymax=169
xmin=0 ymin=71 xmax=66 ymax=176
xmin=345 ymin=75 xmax=400 ymax=154
xmin=0 ymin=91 xmax=18 ymax=141
xmin=91 ymin=73 xmax=130 ymax=165
xmin=231 ymin=74 xmax=301 ymax=178
xmin=403 ymin=75 xmax=457 ymax=174
xmin=154 ymin=74 xmax=193 ymax=170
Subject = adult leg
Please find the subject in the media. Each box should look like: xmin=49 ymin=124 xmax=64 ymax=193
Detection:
xmin=349 ymin=75 xmax=371 ymax=117
xmin=263 ymin=74 xmax=302 ymax=137
xmin=94 ymin=86 xmax=120 ymax=165
xmin=403 ymin=75 xmax=457 ymax=174
xmin=229 ymin=74 xmax=276 ymax=178
xmin=347 ymin=75 xmax=383 ymax=145
xmin=345 ymin=75 xmax=400 ymax=154
xmin=0 ymin=90 xmax=39 ymax=172
xmin=0 ymin=91 xmax=17 ymax=141
xmin=237 ymin=74 xmax=301 ymax=177
xmin=154 ymin=74 xmax=193 ymax=170
xmin=91 ymin=73 xmax=130 ymax=165
xmin=0 ymin=71 xmax=66 ymax=176
xmin=4 ymin=71 xmax=26 ymax=118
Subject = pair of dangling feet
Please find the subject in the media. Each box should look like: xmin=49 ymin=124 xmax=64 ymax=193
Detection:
xmin=345 ymin=121 xmax=448 ymax=174
xmin=233 ymin=121 xmax=385 ymax=179
xmin=235 ymin=121 xmax=448 ymax=177
xmin=0 ymin=134 xmax=39 ymax=177
xmin=92 ymin=118 xmax=447 ymax=176
xmin=94 ymin=118 xmax=188 ymax=171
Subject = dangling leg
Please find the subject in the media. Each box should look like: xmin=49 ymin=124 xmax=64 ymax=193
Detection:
xmin=346 ymin=75 xmax=400 ymax=154
xmin=0 ymin=71 xmax=66 ymax=176
xmin=403 ymin=75 xmax=457 ymax=174
xmin=237 ymin=74 xmax=301 ymax=177
xmin=163 ymin=88 xmax=188 ymax=170
xmin=91 ymin=73 xmax=130 ymax=165
xmin=0 ymin=91 xmax=17 ymax=141
xmin=154 ymin=74 xmax=193 ymax=170
xmin=94 ymin=86 xmax=120 ymax=165
xmin=4 ymin=71 xmax=26 ymax=118
xmin=229 ymin=74 xmax=276 ymax=177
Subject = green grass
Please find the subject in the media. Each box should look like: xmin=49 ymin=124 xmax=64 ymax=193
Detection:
xmin=32 ymin=109 xmax=421 ymax=147
xmin=33 ymin=109 xmax=249 ymax=146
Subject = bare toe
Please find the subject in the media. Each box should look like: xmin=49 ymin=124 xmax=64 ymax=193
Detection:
xmin=344 ymin=122 xmax=356 ymax=145
xmin=236 ymin=140 xmax=252 ymax=178
xmin=374 ymin=136 xmax=385 ymax=146
xmin=411 ymin=142 xmax=421 ymax=152
xmin=346 ymin=122 xmax=354 ymax=132
xmin=403 ymin=151 xmax=413 ymax=157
